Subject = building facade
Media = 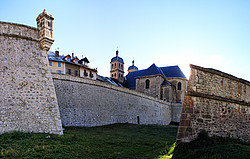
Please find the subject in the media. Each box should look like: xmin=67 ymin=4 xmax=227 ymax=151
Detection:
xmin=48 ymin=51 xmax=97 ymax=80
xmin=124 ymin=63 xmax=187 ymax=104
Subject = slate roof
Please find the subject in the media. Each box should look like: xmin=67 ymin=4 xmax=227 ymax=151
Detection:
xmin=47 ymin=51 xmax=65 ymax=62
xmin=97 ymin=75 xmax=124 ymax=87
xmin=128 ymin=65 xmax=138 ymax=71
xmin=111 ymin=56 xmax=124 ymax=63
xmin=123 ymin=64 xmax=186 ymax=89
xmin=110 ymin=50 xmax=124 ymax=63
xmin=47 ymin=51 xmax=97 ymax=72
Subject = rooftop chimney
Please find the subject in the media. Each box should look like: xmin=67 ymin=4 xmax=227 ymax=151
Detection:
xmin=55 ymin=51 xmax=59 ymax=57
xmin=72 ymin=53 xmax=74 ymax=58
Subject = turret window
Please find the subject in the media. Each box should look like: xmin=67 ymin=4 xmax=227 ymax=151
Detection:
xmin=177 ymin=82 xmax=182 ymax=90
xmin=146 ymin=79 xmax=150 ymax=89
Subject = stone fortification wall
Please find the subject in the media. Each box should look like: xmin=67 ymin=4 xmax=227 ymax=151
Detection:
xmin=52 ymin=73 xmax=174 ymax=127
xmin=176 ymin=64 xmax=250 ymax=143
xmin=0 ymin=22 xmax=63 ymax=135
xmin=171 ymin=103 xmax=183 ymax=123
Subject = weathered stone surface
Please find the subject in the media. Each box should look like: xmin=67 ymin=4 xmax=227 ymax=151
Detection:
xmin=52 ymin=73 xmax=182 ymax=126
xmin=0 ymin=22 xmax=63 ymax=135
xmin=177 ymin=64 xmax=250 ymax=143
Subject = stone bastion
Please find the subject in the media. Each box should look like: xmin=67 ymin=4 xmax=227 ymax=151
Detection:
xmin=176 ymin=64 xmax=250 ymax=144
xmin=0 ymin=22 xmax=63 ymax=135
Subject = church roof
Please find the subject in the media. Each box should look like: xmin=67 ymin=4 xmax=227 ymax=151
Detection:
xmin=128 ymin=60 xmax=138 ymax=71
xmin=128 ymin=65 xmax=138 ymax=70
xmin=110 ymin=50 xmax=124 ymax=63
xmin=123 ymin=64 xmax=186 ymax=89
xmin=111 ymin=56 xmax=124 ymax=63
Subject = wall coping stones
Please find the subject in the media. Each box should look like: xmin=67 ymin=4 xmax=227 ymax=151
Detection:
xmin=0 ymin=21 xmax=38 ymax=31
xmin=190 ymin=64 xmax=250 ymax=86
xmin=0 ymin=21 xmax=39 ymax=42
xmin=52 ymin=73 xmax=170 ymax=105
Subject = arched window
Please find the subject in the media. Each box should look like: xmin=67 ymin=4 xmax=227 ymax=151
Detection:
xmin=114 ymin=73 xmax=116 ymax=77
xmin=177 ymin=82 xmax=182 ymax=90
xmin=111 ymin=74 xmax=113 ymax=77
xmin=112 ymin=64 xmax=113 ymax=68
xmin=146 ymin=79 xmax=150 ymax=89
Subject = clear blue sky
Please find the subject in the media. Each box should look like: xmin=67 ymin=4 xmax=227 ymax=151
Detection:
xmin=1 ymin=0 xmax=249 ymax=81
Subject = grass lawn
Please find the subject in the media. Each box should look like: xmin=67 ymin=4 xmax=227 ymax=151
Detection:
xmin=0 ymin=123 xmax=178 ymax=158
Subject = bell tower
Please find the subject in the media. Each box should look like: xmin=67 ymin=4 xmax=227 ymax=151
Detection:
xmin=36 ymin=9 xmax=55 ymax=51
xmin=110 ymin=49 xmax=124 ymax=83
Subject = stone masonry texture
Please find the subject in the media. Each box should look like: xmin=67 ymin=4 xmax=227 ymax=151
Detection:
xmin=176 ymin=64 xmax=250 ymax=143
xmin=0 ymin=22 xmax=63 ymax=135
xmin=52 ymin=73 xmax=182 ymax=127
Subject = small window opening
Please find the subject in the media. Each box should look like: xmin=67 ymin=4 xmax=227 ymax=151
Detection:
xmin=146 ymin=79 xmax=150 ymax=89
xmin=177 ymin=82 xmax=182 ymax=90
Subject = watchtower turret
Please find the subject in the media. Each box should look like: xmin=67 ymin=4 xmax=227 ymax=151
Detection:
xmin=36 ymin=9 xmax=55 ymax=51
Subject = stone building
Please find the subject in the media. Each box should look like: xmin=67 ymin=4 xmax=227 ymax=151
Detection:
xmin=124 ymin=62 xmax=187 ymax=103
xmin=48 ymin=51 xmax=97 ymax=80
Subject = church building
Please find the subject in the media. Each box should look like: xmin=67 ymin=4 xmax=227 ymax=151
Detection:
xmin=109 ymin=50 xmax=187 ymax=103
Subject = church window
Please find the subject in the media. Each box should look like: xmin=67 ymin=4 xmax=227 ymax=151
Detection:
xmin=146 ymin=79 xmax=150 ymax=89
xmin=112 ymin=74 xmax=113 ymax=77
xmin=114 ymin=73 xmax=116 ymax=77
xmin=178 ymin=82 xmax=182 ymax=90
xmin=115 ymin=63 xmax=116 ymax=68
xmin=112 ymin=64 xmax=113 ymax=68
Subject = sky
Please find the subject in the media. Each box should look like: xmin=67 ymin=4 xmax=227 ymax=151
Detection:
xmin=1 ymin=0 xmax=249 ymax=81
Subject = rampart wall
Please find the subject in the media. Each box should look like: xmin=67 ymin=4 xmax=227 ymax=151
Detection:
xmin=0 ymin=22 xmax=63 ymax=135
xmin=176 ymin=64 xmax=250 ymax=143
xmin=52 ymin=74 xmax=181 ymax=127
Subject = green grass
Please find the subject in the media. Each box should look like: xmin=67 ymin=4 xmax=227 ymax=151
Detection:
xmin=0 ymin=123 xmax=178 ymax=158
xmin=172 ymin=130 xmax=250 ymax=159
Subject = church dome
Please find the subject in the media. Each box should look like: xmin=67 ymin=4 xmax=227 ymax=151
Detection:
xmin=128 ymin=60 xmax=138 ymax=72
xmin=128 ymin=65 xmax=138 ymax=71
xmin=110 ymin=50 xmax=124 ymax=63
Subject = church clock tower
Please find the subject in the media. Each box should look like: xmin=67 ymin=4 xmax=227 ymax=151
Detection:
xmin=110 ymin=49 xmax=124 ymax=83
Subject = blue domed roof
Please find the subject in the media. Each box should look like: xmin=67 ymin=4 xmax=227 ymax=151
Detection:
xmin=111 ymin=56 xmax=124 ymax=63
xmin=110 ymin=50 xmax=124 ymax=63
xmin=128 ymin=65 xmax=138 ymax=70
xmin=128 ymin=60 xmax=138 ymax=71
